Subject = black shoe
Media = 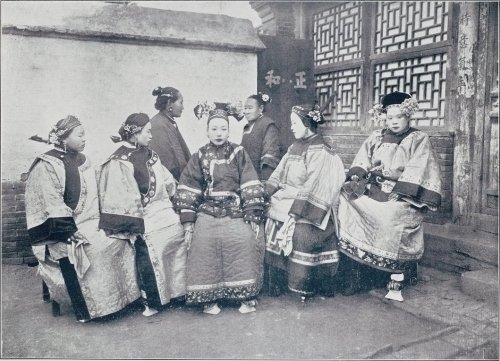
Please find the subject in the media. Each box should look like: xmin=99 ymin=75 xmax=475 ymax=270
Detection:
xmin=403 ymin=263 xmax=418 ymax=286
xmin=168 ymin=296 xmax=186 ymax=308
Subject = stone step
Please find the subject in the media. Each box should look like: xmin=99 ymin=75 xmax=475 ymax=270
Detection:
xmin=422 ymin=222 xmax=499 ymax=273
xmin=460 ymin=268 xmax=499 ymax=304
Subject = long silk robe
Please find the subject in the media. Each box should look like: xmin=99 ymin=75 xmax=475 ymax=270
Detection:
xmin=26 ymin=149 xmax=140 ymax=318
xmin=174 ymin=141 xmax=266 ymax=304
xmin=338 ymin=128 xmax=442 ymax=273
xmin=97 ymin=145 xmax=187 ymax=306
xmin=265 ymin=134 xmax=346 ymax=294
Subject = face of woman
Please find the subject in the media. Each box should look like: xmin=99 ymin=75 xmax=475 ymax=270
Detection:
xmin=386 ymin=107 xmax=410 ymax=135
xmin=207 ymin=117 xmax=229 ymax=146
xmin=64 ymin=125 xmax=86 ymax=152
xmin=244 ymin=98 xmax=263 ymax=122
xmin=136 ymin=122 xmax=152 ymax=147
xmin=290 ymin=112 xmax=309 ymax=139
xmin=169 ymin=93 xmax=184 ymax=118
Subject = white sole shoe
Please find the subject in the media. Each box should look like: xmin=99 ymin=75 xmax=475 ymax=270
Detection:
xmin=142 ymin=305 xmax=159 ymax=316
xmin=203 ymin=303 xmax=221 ymax=315
xmin=238 ymin=303 xmax=256 ymax=314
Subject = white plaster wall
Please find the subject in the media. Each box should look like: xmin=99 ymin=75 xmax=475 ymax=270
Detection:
xmin=1 ymin=35 xmax=258 ymax=180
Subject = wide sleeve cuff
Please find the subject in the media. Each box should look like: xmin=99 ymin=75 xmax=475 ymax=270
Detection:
xmin=98 ymin=213 xmax=145 ymax=234
xmin=289 ymin=199 xmax=328 ymax=226
xmin=392 ymin=181 xmax=442 ymax=208
xmin=28 ymin=217 xmax=77 ymax=245
xmin=179 ymin=209 xmax=197 ymax=224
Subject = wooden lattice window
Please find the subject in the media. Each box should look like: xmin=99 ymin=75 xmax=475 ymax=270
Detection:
xmin=316 ymin=68 xmax=361 ymax=127
xmin=375 ymin=2 xmax=449 ymax=53
xmin=313 ymin=2 xmax=363 ymax=66
xmin=313 ymin=1 xmax=453 ymax=130
xmin=373 ymin=53 xmax=447 ymax=127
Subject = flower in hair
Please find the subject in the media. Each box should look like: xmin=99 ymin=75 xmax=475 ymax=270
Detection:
xmin=260 ymin=93 xmax=270 ymax=102
xmin=368 ymin=103 xmax=385 ymax=123
xmin=48 ymin=130 xmax=60 ymax=145
xmin=227 ymin=100 xmax=245 ymax=120
xmin=307 ymin=109 xmax=322 ymax=123
xmin=194 ymin=101 xmax=216 ymax=119
xmin=123 ymin=123 xmax=142 ymax=134
xmin=48 ymin=125 xmax=69 ymax=144
xmin=399 ymin=97 xmax=419 ymax=117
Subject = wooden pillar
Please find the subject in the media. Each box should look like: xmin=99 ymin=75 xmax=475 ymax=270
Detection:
xmin=470 ymin=3 xmax=492 ymax=214
xmin=452 ymin=2 xmax=479 ymax=225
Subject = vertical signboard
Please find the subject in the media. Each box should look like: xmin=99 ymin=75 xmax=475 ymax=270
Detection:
xmin=257 ymin=35 xmax=315 ymax=149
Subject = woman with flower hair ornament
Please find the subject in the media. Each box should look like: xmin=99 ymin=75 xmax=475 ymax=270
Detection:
xmin=97 ymin=113 xmax=187 ymax=316
xmin=337 ymin=91 xmax=442 ymax=301
xmin=264 ymin=104 xmax=345 ymax=301
xmin=150 ymin=86 xmax=191 ymax=181
xmin=173 ymin=102 xmax=266 ymax=315
xmin=26 ymin=116 xmax=140 ymax=322
xmin=241 ymin=93 xmax=283 ymax=181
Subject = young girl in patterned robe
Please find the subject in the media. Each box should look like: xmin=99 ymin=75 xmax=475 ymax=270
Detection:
xmin=174 ymin=103 xmax=266 ymax=315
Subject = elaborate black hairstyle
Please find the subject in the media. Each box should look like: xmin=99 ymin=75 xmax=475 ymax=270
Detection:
xmin=111 ymin=113 xmax=150 ymax=143
xmin=152 ymin=86 xmax=181 ymax=111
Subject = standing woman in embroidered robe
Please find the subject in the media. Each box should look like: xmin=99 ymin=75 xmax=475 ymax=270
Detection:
xmin=264 ymin=104 xmax=345 ymax=301
xmin=241 ymin=93 xmax=283 ymax=181
xmin=25 ymin=116 xmax=140 ymax=322
xmin=97 ymin=113 xmax=187 ymax=316
xmin=150 ymin=86 xmax=191 ymax=182
xmin=174 ymin=103 xmax=266 ymax=315
xmin=337 ymin=91 xmax=442 ymax=297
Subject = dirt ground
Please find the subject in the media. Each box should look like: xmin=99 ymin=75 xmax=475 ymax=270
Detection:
xmin=0 ymin=264 xmax=451 ymax=359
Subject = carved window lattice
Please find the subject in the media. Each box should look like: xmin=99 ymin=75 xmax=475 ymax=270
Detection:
xmin=316 ymin=68 xmax=361 ymax=127
xmin=375 ymin=2 xmax=449 ymax=53
xmin=313 ymin=2 xmax=362 ymax=66
xmin=373 ymin=53 xmax=447 ymax=127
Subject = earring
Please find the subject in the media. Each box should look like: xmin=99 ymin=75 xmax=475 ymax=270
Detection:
xmin=62 ymin=142 xmax=67 ymax=152
xmin=168 ymin=107 xmax=173 ymax=112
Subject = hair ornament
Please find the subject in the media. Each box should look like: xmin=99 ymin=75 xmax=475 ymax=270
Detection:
xmin=226 ymin=100 xmax=245 ymax=121
xmin=194 ymin=101 xmax=216 ymax=120
xmin=122 ymin=123 xmax=143 ymax=135
xmin=368 ymin=103 xmax=385 ymax=123
xmin=152 ymin=86 xmax=174 ymax=98
xmin=292 ymin=104 xmax=325 ymax=124
xmin=43 ymin=116 xmax=82 ymax=145
xmin=259 ymin=92 xmax=271 ymax=103
xmin=397 ymin=97 xmax=419 ymax=117
xmin=307 ymin=109 xmax=322 ymax=123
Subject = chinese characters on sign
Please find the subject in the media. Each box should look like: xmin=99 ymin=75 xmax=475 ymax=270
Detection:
xmin=265 ymin=70 xmax=308 ymax=90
